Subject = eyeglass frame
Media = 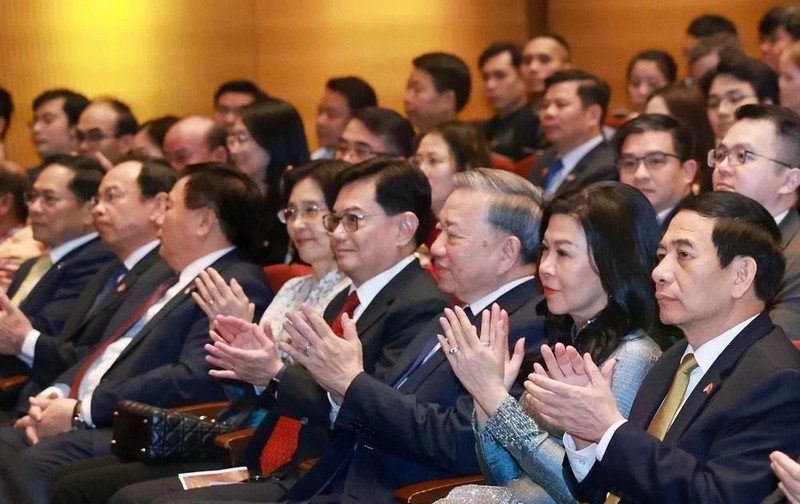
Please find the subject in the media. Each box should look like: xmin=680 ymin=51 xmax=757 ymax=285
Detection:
xmin=707 ymin=147 xmax=793 ymax=169
xmin=334 ymin=142 xmax=394 ymax=162
xmin=616 ymin=152 xmax=683 ymax=172
xmin=277 ymin=203 xmax=327 ymax=224
xmin=322 ymin=211 xmax=385 ymax=233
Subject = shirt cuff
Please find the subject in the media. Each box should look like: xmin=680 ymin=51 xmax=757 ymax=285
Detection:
xmin=17 ymin=329 xmax=41 ymax=367
xmin=596 ymin=419 xmax=627 ymax=461
xmin=81 ymin=394 xmax=95 ymax=427
xmin=253 ymin=385 xmax=266 ymax=395
xmin=327 ymin=391 xmax=342 ymax=428
xmin=564 ymin=433 xmax=597 ymax=482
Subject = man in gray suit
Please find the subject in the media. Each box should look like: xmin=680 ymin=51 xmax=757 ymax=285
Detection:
xmin=711 ymin=103 xmax=800 ymax=340
xmin=528 ymin=69 xmax=617 ymax=198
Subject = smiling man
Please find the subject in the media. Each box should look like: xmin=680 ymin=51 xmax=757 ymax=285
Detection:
xmin=615 ymin=114 xmax=697 ymax=227
xmin=711 ymin=104 xmax=800 ymax=340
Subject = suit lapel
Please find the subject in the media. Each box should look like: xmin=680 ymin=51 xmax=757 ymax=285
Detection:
xmin=664 ymin=313 xmax=773 ymax=441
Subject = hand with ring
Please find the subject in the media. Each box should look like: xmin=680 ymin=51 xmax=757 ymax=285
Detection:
xmin=448 ymin=346 xmax=460 ymax=355
xmin=303 ymin=344 xmax=311 ymax=357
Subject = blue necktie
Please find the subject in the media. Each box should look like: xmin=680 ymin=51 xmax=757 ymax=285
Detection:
xmin=543 ymin=158 xmax=565 ymax=193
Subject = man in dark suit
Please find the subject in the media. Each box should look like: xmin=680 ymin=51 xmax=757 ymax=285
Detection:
xmin=0 ymin=164 xmax=272 ymax=491
xmin=615 ymin=114 xmax=697 ymax=229
xmin=528 ymin=192 xmax=800 ymax=503
xmin=0 ymin=157 xmax=178 ymax=408
xmin=711 ymin=104 xmax=800 ymax=340
xmin=0 ymin=155 xmax=115 ymax=378
xmin=132 ymin=168 xmax=547 ymax=504
xmin=528 ymin=69 xmax=617 ymax=198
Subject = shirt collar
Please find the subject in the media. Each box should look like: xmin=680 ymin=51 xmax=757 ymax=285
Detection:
xmin=683 ymin=314 xmax=758 ymax=375
xmin=657 ymin=206 xmax=675 ymax=224
xmin=175 ymin=246 xmax=236 ymax=293
xmin=774 ymin=209 xmax=789 ymax=225
xmin=353 ymin=255 xmax=416 ymax=313
xmin=122 ymin=240 xmax=160 ymax=271
xmin=467 ymin=275 xmax=535 ymax=315
xmin=560 ymin=134 xmax=604 ymax=173
xmin=48 ymin=232 xmax=98 ymax=264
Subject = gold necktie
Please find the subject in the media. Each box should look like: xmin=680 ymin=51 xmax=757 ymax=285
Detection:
xmin=10 ymin=254 xmax=53 ymax=306
xmin=605 ymin=353 xmax=698 ymax=504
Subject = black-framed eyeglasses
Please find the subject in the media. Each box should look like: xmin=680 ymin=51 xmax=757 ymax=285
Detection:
xmin=707 ymin=147 xmax=793 ymax=169
xmin=334 ymin=143 xmax=394 ymax=162
xmin=277 ymin=204 xmax=326 ymax=224
xmin=322 ymin=212 xmax=383 ymax=233
xmin=617 ymin=152 xmax=682 ymax=172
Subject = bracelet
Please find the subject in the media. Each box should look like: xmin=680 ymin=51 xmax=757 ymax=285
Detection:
xmin=71 ymin=400 xmax=88 ymax=430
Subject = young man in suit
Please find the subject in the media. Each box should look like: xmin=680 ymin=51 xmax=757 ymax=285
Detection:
xmin=0 ymin=157 xmax=178 ymax=406
xmin=528 ymin=191 xmax=800 ymax=503
xmin=0 ymin=163 xmax=272 ymax=495
xmin=0 ymin=155 xmax=116 ymax=378
xmin=404 ymin=52 xmax=471 ymax=133
xmin=528 ymin=70 xmax=617 ymax=198
xmin=711 ymin=104 xmax=800 ymax=340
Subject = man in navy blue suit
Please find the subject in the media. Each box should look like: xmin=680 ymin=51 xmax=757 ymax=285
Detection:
xmin=528 ymin=192 xmax=800 ymax=503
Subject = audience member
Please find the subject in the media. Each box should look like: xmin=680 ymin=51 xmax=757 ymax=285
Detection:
xmin=132 ymin=116 xmax=179 ymax=158
xmin=76 ymin=98 xmax=138 ymax=168
xmin=701 ymin=56 xmax=778 ymax=143
xmin=109 ymin=158 xmax=451 ymax=503
xmin=335 ymin=106 xmax=415 ymax=163
xmin=0 ymin=88 xmax=13 ymax=161
xmin=645 ymin=84 xmax=715 ymax=192
xmin=478 ymin=42 xmax=541 ymax=161
xmin=779 ymin=41 xmax=800 ymax=114
xmin=411 ymin=120 xmax=491 ymax=219
xmin=162 ymin=116 xmax=228 ymax=171
xmin=625 ymin=50 xmax=677 ymax=118
xmin=47 ymin=160 xmax=352 ymax=504
xmin=0 ymin=162 xmax=42 ymax=292
xmin=528 ymin=70 xmax=617 ymax=197
xmin=529 ymin=191 xmax=800 ymax=503
xmin=759 ymin=6 xmax=800 ymax=72
xmin=686 ymin=33 xmax=745 ymax=84
xmin=313 ymin=76 xmax=377 ymax=160
xmin=711 ymin=104 xmax=800 ymax=341
xmin=616 ymin=114 xmax=697 ymax=226
xmin=27 ymin=89 xmax=89 ymax=181
xmin=521 ymin=34 xmax=571 ymax=110
xmin=0 ymin=164 xmax=272 ymax=496
xmin=682 ymin=13 xmax=738 ymax=68
xmin=440 ymin=181 xmax=662 ymax=504
xmin=212 ymin=79 xmax=268 ymax=131
xmin=405 ymin=52 xmax=471 ymax=132
xmin=0 ymin=157 xmax=177 ymax=409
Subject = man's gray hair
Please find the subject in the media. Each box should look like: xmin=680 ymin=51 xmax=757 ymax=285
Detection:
xmin=452 ymin=168 xmax=543 ymax=264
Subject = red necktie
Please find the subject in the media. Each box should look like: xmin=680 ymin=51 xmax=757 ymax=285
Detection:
xmin=69 ymin=276 xmax=177 ymax=399
xmin=330 ymin=291 xmax=360 ymax=338
xmin=259 ymin=416 xmax=303 ymax=475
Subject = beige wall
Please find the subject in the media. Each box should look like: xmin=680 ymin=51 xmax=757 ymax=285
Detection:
xmin=0 ymin=0 xmax=527 ymax=167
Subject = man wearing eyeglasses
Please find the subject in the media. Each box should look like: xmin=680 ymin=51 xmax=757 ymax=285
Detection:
xmin=76 ymin=98 xmax=138 ymax=169
xmin=162 ymin=116 xmax=229 ymax=172
xmin=711 ymin=103 xmax=800 ymax=341
xmin=0 ymin=157 xmax=177 ymax=410
xmin=700 ymin=57 xmax=778 ymax=144
xmin=0 ymin=155 xmax=115 ymax=379
xmin=615 ymin=114 xmax=698 ymax=228
xmin=334 ymin=107 xmax=415 ymax=164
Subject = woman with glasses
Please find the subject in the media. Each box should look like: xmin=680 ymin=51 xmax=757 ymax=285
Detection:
xmin=438 ymin=182 xmax=662 ymax=504
xmin=228 ymin=97 xmax=310 ymax=264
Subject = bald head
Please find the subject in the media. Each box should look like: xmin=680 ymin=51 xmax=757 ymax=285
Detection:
xmin=162 ymin=116 xmax=228 ymax=171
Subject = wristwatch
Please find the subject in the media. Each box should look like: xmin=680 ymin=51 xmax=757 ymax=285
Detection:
xmin=71 ymin=400 xmax=88 ymax=430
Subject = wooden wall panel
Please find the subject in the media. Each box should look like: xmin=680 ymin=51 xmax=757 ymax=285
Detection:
xmin=548 ymin=0 xmax=796 ymax=114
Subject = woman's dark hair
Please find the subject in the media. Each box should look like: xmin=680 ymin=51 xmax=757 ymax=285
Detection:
xmin=647 ymin=84 xmax=715 ymax=192
xmin=626 ymin=49 xmax=678 ymax=84
xmin=414 ymin=120 xmax=492 ymax=172
xmin=541 ymin=182 xmax=659 ymax=363
xmin=282 ymin=159 xmax=352 ymax=209
xmin=239 ymin=98 xmax=310 ymax=208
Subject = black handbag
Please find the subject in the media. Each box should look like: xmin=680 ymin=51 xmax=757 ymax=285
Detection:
xmin=110 ymin=400 xmax=233 ymax=463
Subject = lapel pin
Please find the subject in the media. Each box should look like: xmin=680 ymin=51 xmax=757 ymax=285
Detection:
xmin=117 ymin=283 xmax=127 ymax=293
xmin=703 ymin=383 xmax=714 ymax=395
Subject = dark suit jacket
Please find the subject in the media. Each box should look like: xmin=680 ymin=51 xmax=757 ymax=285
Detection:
xmin=282 ymin=278 xmax=547 ymax=503
xmin=566 ymin=312 xmax=800 ymax=504
xmin=7 ymin=249 xmax=166 ymax=413
xmin=528 ymin=140 xmax=617 ymax=196
xmin=772 ymin=208 xmax=800 ymax=341
xmin=53 ymin=248 xmax=272 ymax=427
xmin=7 ymin=236 xmax=115 ymax=339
